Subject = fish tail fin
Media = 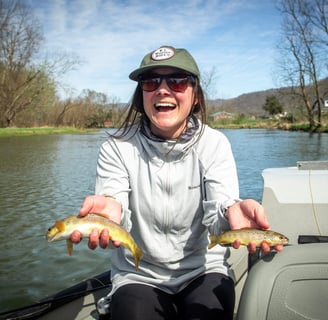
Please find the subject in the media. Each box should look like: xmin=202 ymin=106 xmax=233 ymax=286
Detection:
xmin=208 ymin=235 xmax=218 ymax=250
xmin=66 ymin=239 xmax=73 ymax=256
xmin=133 ymin=246 xmax=144 ymax=271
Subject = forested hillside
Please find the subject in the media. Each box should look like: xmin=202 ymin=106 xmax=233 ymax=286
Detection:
xmin=210 ymin=78 xmax=328 ymax=117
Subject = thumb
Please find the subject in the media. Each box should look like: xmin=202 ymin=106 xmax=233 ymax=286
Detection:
xmin=79 ymin=196 xmax=94 ymax=216
xmin=254 ymin=206 xmax=270 ymax=229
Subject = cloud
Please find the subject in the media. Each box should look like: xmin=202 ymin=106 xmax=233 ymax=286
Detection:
xmin=29 ymin=0 xmax=281 ymax=101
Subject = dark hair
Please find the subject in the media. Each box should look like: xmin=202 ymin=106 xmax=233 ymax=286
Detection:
xmin=112 ymin=76 xmax=206 ymax=139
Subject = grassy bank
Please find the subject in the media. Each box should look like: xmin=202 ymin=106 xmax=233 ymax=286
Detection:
xmin=0 ymin=127 xmax=96 ymax=137
xmin=1 ymin=119 xmax=328 ymax=138
xmin=210 ymin=118 xmax=328 ymax=133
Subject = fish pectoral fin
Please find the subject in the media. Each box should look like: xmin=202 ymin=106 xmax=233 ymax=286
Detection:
xmin=66 ymin=239 xmax=74 ymax=256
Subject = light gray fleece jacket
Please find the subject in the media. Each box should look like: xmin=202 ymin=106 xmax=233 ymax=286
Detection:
xmin=95 ymin=121 xmax=239 ymax=295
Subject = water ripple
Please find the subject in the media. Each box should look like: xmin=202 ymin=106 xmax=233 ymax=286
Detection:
xmin=0 ymin=129 xmax=327 ymax=311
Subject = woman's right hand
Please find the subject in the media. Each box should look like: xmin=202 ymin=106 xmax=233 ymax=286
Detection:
xmin=70 ymin=195 xmax=122 ymax=249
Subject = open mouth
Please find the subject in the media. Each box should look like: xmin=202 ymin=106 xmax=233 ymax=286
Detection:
xmin=155 ymin=103 xmax=176 ymax=112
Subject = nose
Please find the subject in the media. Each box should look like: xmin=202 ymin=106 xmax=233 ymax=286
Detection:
xmin=156 ymin=78 xmax=171 ymax=94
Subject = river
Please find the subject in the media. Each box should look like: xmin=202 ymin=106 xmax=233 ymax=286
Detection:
xmin=0 ymin=129 xmax=327 ymax=312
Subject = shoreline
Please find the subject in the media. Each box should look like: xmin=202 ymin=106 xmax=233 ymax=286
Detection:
xmin=1 ymin=122 xmax=328 ymax=138
xmin=0 ymin=127 xmax=98 ymax=137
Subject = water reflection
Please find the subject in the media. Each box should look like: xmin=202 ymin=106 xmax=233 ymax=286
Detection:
xmin=0 ymin=129 xmax=327 ymax=311
xmin=221 ymin=129 xmax=328 ymax=200
xmin=0 ymin=132 xmax=109 ymax=311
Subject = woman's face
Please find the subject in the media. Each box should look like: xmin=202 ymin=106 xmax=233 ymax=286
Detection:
xmin=142 ymin=67 xmax=197 ymax=140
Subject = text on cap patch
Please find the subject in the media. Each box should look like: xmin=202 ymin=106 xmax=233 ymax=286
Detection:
xmin=151 ymin=47 xmax=175 ymax=61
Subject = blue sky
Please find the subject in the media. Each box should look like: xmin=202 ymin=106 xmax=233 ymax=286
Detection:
xmin=28 ymin=0 xmax=282 ymax=102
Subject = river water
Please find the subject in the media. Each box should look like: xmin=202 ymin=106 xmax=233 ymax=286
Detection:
xmin=0 ymin=129 xmax=327 ymax=312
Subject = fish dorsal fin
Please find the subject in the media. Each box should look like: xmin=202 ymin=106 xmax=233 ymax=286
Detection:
xmin=55 ymin=221 xmax=66 ymax=232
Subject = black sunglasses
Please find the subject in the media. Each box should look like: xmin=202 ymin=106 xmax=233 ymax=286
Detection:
xmin=139 ymin=74 xmax=195 ymax=92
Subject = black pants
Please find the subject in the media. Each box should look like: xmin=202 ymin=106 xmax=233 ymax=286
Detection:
xmin=110 ymin=273 xmax=235 ymax=320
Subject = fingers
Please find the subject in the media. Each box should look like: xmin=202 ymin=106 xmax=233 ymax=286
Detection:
xmin=99 ymin=229 xmax=110 ymax=249
xmin=99 ymin=230 xmax=121 ymax=249
xmin=260 ymin=241 xmax=271 ymax=253
xmin=232 ymin=239 xmax=241 ymax=249
xmin=233 ymin=239 xmax=270 ymax=254
xmin=71 ymin=230 xmax=82 ymax=243
xmin=112 ymin=240 xmax=122 ymax=248
xmin=72 ymin=228 xmax=120 ymax=250
xmin=88 ymin=229 xmax=100 ymax=250
xmin=274 ymin=244 xmax=284 ymax=252
xmin=247 ymin=242 xmax=258 ymax=254
xmin=248 ymin=241 xmax=283 ymax=254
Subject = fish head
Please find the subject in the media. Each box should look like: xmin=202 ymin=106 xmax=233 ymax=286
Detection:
xmin=274 ymin=232 xmax=289 ymax=245
xmin=46 ymin=221 xmax=66 ymax=242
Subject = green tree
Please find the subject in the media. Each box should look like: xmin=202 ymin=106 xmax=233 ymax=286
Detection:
xmin=262 ymin=95 xmax=284 ymax=116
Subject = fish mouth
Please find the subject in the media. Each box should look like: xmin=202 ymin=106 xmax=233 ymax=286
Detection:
xmin=46 ymin=233 xmax=58 ymax=242
xmin=154 ymin=103 xmax=176 ymax=112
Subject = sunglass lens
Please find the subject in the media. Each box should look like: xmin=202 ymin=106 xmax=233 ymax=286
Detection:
xmin=141 ymin=78 xmax=160 ymax=91
xmin=167 ymin=78 xmax=189 ymax=92
xmin=140 ymin=75 xmax=193 ymax=92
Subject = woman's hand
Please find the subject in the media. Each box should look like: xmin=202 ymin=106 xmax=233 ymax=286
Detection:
xmin=226 ymin=199 xmax=284 ymax=254
xmin=70 ymin=195 xmax=122 ymax=249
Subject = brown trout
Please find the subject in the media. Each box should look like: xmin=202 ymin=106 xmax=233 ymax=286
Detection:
xmin=46 ymin=214 xmax=144 ymax=271
xmin=208 ymin=228 xmax=289 ymax=249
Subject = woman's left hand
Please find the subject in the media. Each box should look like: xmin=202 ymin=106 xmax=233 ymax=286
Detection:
xmin=226 ymin=199 xmax=284 ymax=253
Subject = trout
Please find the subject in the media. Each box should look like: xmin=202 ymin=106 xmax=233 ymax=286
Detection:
xmin=208 ymin=228 xmax=289 ymax=249
xmin=46 ymin=214 xmax=144 ymax=271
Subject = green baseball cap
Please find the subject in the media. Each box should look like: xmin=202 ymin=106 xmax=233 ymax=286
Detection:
xmin=129 ymin=45 xmax=200 ymax=81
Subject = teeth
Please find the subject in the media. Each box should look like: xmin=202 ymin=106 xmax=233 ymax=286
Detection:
xmin=155 ymin=103 xmax=175 ymax=108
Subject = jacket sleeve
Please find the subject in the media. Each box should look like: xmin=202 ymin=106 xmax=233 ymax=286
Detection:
xmin=199 ymin=129 xmax=240 ymax=235
xmin=95 ymin=138 xmax=132 ymax=231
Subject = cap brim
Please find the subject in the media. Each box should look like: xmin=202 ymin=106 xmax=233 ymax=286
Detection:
xmin=129 ymin=65 xmax=195 ymax=81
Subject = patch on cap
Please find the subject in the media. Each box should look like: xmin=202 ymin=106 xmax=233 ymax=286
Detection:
xmin=151 ymin=47 xmax=175 ymax=61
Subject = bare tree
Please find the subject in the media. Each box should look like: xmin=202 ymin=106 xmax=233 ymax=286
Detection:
xmin=276 ymin=0 xmax=328 ymax=131
xmin=0 ymin=0 xmax=82 ymax=127
xmin=0 ymin=0 xmax=44 ymax=126
xmin=201 ymin=66 xmax=218 ymax=100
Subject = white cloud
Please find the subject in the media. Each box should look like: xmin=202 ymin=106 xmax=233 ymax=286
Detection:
xmin=29 ymin=0 xmax=282 ymax=101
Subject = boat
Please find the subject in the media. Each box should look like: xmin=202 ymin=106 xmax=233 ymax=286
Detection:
xmin=1 ymin=161 xmax=328 ymax=320
xmin=0 ymin=271 xmax=112 ymax=320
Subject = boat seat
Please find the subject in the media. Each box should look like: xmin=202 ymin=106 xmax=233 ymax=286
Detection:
xmin=261 ymin=166 xmax=328 ymax=245
xmin=236 ymin=243 xmax=328 ymax=320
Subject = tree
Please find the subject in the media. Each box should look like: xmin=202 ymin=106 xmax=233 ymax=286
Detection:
xmin=201 ymin=66 xmax=218 ymax=100
xmin=0 ymin=0 xmax=44 ymax=126
xmin=262 ymin=95 xmax=284 ymax=116
xmin=0 ymin=0 xmax=81 ymax=127
xmin=276 ymin=0 xmax=328 ymax=131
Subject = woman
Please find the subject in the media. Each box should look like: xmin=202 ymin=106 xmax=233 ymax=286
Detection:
xmin=71 ymin=45 xmax=283 ymax=320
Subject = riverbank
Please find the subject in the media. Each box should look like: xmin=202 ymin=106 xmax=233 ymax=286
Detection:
xmin=0 ymin=127 xmax=96 ymax=137
xmin=1 ymin=119 xmax=328 ymax=138
xmin=209 ymin=118 xmax=328 ymax=132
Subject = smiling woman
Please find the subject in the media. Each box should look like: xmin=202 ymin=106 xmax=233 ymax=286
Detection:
xmin=116 ymin=46 xmax=206 ymax=140
xmin=140 ymin=67 xmax=198 ymax=139
xmin=68 ymin=45 xmax=281 ymax=320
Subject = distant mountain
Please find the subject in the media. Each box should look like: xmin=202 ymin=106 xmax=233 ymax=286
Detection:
xmin=210 ymin=78 xmax=328 ymax=116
